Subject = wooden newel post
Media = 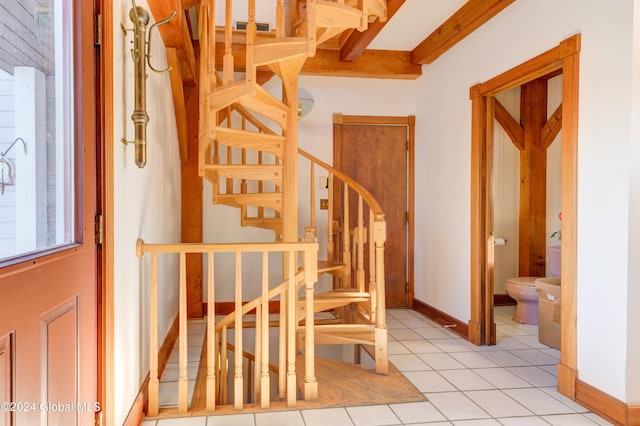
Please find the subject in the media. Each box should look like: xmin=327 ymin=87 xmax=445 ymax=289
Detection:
xmin=373 ymin=218 xmax=388 ymax=375
xmin=303 ymin=247 xmax=318 ymax=400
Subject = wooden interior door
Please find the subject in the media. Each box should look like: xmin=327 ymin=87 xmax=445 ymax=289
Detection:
xmin=334 ymin=115 xmax=411 ymax=307
xmin=0 ymin=0 xmax=99 ymax=424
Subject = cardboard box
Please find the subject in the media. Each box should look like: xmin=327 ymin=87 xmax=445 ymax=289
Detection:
xmin=537 ymin=280 xmax=561 ymax=350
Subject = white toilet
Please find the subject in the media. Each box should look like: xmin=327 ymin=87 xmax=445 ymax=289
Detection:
xmin=505 ymin=276 xmax=541 ymax=324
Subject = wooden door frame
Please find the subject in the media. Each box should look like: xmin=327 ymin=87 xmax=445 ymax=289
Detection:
xmin=469 ymin=35 xmax=580 ymax=399
xmin=0 ymin=0 xmax=102 ymax=422
xmin=332 ymin=114 xmax=415 ymax=307
xmin=99 ymin=0 xmax=115 ymax=423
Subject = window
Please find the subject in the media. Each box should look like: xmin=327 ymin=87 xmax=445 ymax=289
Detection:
xmin=0 ymin=0 xmax=75 ymax=263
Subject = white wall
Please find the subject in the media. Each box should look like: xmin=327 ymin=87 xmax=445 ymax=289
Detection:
xmin=415 ymin=0 xmax=634 ymax=402
xmin=112 ymin=1 xmax=182 ymax=423
xmin=627 ymin=0 xmax=640 ymax=404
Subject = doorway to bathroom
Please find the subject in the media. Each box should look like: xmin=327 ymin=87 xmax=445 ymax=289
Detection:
xmin=492 ymin=74 xmax=563 ymax=327
xmin=469 ymin=35 xmax=580 ymax=399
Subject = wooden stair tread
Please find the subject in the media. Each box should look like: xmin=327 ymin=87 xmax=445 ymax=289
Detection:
xmin=317 ymin=260 xmax=346 ymax=274
xmin=236 ymin=85 xmax=288 ymax=130
xmin=205 ymin=164 xmax=283 ymax=185
xmin=211 ymin=80 xmax=250 ymax=112
xmin=254 ymin=38 xmax=308 ymax=66
xmin=215 ymin=127 xmax=285 ymax=157
xmin=314 ymin=289 xmax=369 ymax=299
xmin=316 ymin=1 xmax=364 ymax=29
xmin=215 ymin=193 xmax=283 ymax=211
xmin=241 ymin=216 xmax=283 ymax=234
xmin=346 ymin=0 xmax=386 ymax=21
xmin=301 ymin=324 xmax=376 ymax=346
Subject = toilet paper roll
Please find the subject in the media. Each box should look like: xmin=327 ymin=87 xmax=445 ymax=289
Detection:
xmin=494 ymin=237 xmax=507 ymax=246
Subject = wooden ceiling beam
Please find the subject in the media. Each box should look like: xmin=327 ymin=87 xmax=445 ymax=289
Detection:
xmin=340 ymin=0 xmax=406 ymax=62
xmin=303 ymin=49 xmax=421 ymax=79
xmin=411 ymin=0 xmax=515 ymax=65
xmin=214 ymin=42 xmax=422 ymax=79
xmin=147 ymin=0 xmax=196 ymax=84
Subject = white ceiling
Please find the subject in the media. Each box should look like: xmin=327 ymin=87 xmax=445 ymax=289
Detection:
xmin=367 ymin=0 xmax=467 ymax=51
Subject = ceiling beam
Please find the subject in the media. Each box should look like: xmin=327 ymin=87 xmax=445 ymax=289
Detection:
xmin=215 ymin=42 xmax=422 ymax=79
xmin=303 ymin=49 xmax=421 ymax=79
xmin=340 ymin=0 xmax=406 ymax=62
xmin=411 ymin=0 xmax=515 ymax=65
xmin=147 ymin=0 xmax=196 ymax=84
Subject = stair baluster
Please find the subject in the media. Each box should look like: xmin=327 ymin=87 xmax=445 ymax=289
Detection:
xmin=276 ymin=0 xmax=285 ymax=37
xmin=233 ymin=252 xmax=243 ymax=409
xmin=148 ymin=252 xmax=159 ymax=416
xmin=260 ymin=251 xmax=270 ymax=408
xmin=342 ymin=182 xmax=352 ymax=290
xmin=246 ymin=0 xmax=256 ymax=88
xmin=178 ymin=252 xmax=189 ymax=413
xmin=206 ymin=251 xmax=215 ymax=411
xmin=220 ymin=325 xmax=228 ymax=404
xmin=356 ymin=195 xmax=365 ymax=293
xmin=223 ymin=0 xmax=234 ymax=84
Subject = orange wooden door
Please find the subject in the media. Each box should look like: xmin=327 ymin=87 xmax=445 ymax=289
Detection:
xmin=334 ymin=118 xmax=409 ymax=307
xmin=0 ymin=1 xmax=99 ymax=425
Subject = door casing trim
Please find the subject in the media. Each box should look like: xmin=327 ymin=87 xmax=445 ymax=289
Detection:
xmin=469 ymin=35 xmax=580 ymax=399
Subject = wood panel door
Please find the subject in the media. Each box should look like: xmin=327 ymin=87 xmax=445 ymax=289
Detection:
xmin=0 ymin=0 xmax=99 ymax=424
xmin=334 ymin=115 xmax=414 ymax=307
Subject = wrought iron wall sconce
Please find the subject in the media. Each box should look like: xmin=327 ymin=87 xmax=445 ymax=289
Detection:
xmin=121 ymin=1 xmax=175 ymax=168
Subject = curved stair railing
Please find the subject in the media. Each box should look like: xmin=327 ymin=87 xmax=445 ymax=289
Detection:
xmin=297 ymin=149 xmax=388 ymax=373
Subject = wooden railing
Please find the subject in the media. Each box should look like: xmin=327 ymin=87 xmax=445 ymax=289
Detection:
xmin=136 ymin=239 xmax=318 ymax=415
xmin=298 ymin=149 xmax=387 ymax=330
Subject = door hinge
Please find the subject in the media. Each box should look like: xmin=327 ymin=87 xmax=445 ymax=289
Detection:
xmin=95 ymin=410 xmax=103 ymax=426
xmin=406 ymin=211 xmax=409 ymax=223
xmin=95 ymin=214 xmax=104 ymax=245
xmin=94 ymin=13 xmax=102 ymax=46
xmin=406 ymin=139 xmax=410 ymax=151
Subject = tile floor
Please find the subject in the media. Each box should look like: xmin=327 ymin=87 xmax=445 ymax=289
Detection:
xmin=157 ymin=320 xmax=207 ymax=407
xmin=143 ymin=306 xmax=612 ymax=426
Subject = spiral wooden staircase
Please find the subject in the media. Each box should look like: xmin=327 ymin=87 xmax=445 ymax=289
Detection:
xmin=137 ymin=0 xmax=390 ymax=418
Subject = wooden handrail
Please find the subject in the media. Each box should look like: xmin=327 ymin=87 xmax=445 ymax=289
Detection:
xmin=136 ymin=240 xmax=317 ymax=256
xmin=298 ymin=148 xmax=385 ymax=221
